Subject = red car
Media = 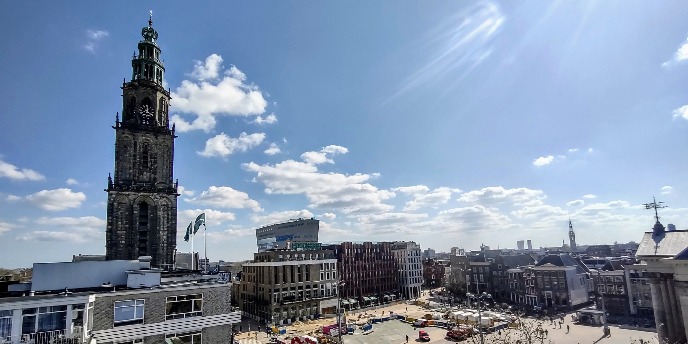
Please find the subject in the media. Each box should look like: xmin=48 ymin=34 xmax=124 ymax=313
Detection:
xmin=419 ymin=330 xmax=430 ymax=342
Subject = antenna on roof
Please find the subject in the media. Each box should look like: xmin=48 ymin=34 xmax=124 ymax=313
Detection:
xmin=643 ymin=196 xmax=667 ymax=223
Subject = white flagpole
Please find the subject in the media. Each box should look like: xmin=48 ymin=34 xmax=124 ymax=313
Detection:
xmin=204 ymin=223 xmax=207 ymax=273
xmin=191 ymin=232 xmax=195 ymax=270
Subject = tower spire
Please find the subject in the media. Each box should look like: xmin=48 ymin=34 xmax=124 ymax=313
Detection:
xmin=568 ymin=218 xmax=577 ymax=251
xmin=149 ymin=10 xmax=153 ymax=27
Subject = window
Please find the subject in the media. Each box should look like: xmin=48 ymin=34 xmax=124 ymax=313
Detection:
xmin=114 ymin=300 xmax=145 ymax=326
xmin=0 ymin=310 xmax=11 ymax=339
xmin=22 ymin=306 xmax=67 ymax=334
xmin=165 ymin=331 xmax=202 ymax=344
xmin=166 ymin=294 xmax=203 ymax=320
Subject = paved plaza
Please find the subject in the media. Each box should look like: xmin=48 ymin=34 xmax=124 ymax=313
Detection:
xmin=235 ymin=289 xmax=658 ymax=344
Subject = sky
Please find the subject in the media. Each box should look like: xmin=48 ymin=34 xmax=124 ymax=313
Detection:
xmin=1 ymin=1 xmax=688 ymax=268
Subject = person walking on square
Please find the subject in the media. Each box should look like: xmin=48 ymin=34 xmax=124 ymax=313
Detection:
xmin=566 ymin=324 xmax=569 ymax=333
xmin=406 ymin=334 xmax=409 ymax=343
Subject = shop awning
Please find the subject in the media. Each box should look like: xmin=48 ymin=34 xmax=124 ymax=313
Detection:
xmin=348 ymin=298 xmax=358 ymax=304
xmin=383 ymin=294 xmax=391 ymax=299
xmin=340 ymin=299 xmax=351 ymax=305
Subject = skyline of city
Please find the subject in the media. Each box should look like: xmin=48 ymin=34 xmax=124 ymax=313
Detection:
xmin=2 ymin=2 xmax=688 ymax=268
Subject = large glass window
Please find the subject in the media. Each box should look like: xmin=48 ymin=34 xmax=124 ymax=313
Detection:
xmin=0 ymin=310 xmax=11 ymax=339
xmin=165 ymin=331 xmax=202 ymax=344
xmin=114 ymin=300 xmax=145 ymax=326
xmin=166 ymin=294 xmax=203 ymax=320
xmin=22 ymin=306 xmax=67 ymax=334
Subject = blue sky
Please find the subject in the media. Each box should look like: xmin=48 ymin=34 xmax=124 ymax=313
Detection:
xmin=2 ymin=1 xmax=688 ymax=268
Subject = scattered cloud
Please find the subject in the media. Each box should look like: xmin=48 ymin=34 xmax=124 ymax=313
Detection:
xmin=253 ymin=113 xmax=278 ymax=125
xmin=0 ymin=159 xmax=45 ymax=181
xmin=198 ymin=132 xmax=266 ymax=158
xmin=662 ymin=36 xmax=688 ymax=67
xmin=533 ymin=155 xmax=554 ymax=167
xmin=582 ymin=194 xmax=597 ymax=199
xmin=83 ymin=29 xmax=109 ymax=54
xmin=178 ymin=209 xmax=237 ymax=227
xmin=35 ymin=216 xmax=105 ymax=229
xmin=243 ymin=146 xmax=394 ymax=214
xmin=435 ymin=205 xmax=515 ymax=232
xmin=66 ymin=178 xmax=79 ymax=185
xmin=264 ymin=143 xmax=282 ymax=156
xmin=393 ymin=185 xmax=461 ymax=211
xmin=661 ymin=186 xmax=673 ymax=195
xmin=673 ymin=105 xmax=688 ymax=121
xmin=6 ymin=195 xmax=21 ymax=202
xmin=187 ymin=186 xmax=262 ymax=212
xmin=170 ymin=54 xmax=268 ymax=132
xmin=25 ymin=188 xmax=86 ymax=211
xmin=18 ymin=228 xmax=102 ymax=243
xmin=177 ymin=185 xmax=195 ymax=197
xmin=320 ymin=213 xmax=337 ymax=220
xmin=566 ymin=200 xmax=585 ymax=207
xmin=0 ymin=221 xmax=18 ymax=236
xmin=568 ymin=148 xmax=579 ymax=153
xmin=301 ymin=145 xmax=348 ymax=165
xmin=251 ymin=209 xmax=315 ymax=226
xmin=458 ymin=186 xmax=544 ymax=206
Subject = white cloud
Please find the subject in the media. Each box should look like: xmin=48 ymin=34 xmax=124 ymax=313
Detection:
xmin=663 ymin=37 xmax=688 ymax=67
xmin=673 ymin=105 xmax=688 ymax=120
xmin=253 ymin=113 xmax=278 ymax=125
xmin=177 ymin=185 xmax=195 ymax=197
xmin=264 ymin=143 xmax=281 ymax=156
xmin=0 ymin=160 xmax=44 ymax=181
xmin=243 ymin=147 xmax=394 ymax=214
xmin=568 ymin=148 xmax=579 ymax=153
xmin=320 ymin=213 xmax=337 ymax=220
xmin=26 ymin=188 xmax=86 ymax=211
xmin=189 ymin=54 xmax=223 ymax=81
xmin=35 ymin=216 xmax=105 ymax=229
xmin=170 ymin=55 xmax=268 ymax=132
xmin=187 ymin=186 xmax=262 ymax=212
xmin=18 ymin=228 xmax=102 ymax=243
xmin=178 ymin=209 xmax=236 ymax=227
xmin=661 ymin=186 xmax=673 ymax=195
xmin=435 ymin=205 xmax=515 ymax=232
xmin=66 ymin=178 xmax=79 ymax=185
xmin=83 ymin=29 xmax=109 ymax=54
xmin=301 ymin=145 xmax=348 ymax=165
xmin=458 ymin=186 xmax=544 ymax=206
xmin=0 ymin=221 xmax=17 ymax=236
xmin=582 ymin=194 xmax=597 ymax=199
xmin=533 ymin=155 xmax=554 ymax=167
xmin=393 ymin=185 xmax=461 ymax=211
xmin=566 ymin=200 xmax=585 ymax=207
xmin=251 ymin=210 xmax=315 ymax=226
xmin=198 ymin=132 xmax=266 ymax=158
xmin=6 ymin=195 xmax=20 ymax=202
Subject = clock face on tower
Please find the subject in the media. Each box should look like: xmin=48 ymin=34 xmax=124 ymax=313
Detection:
xmin=140 ymin=105 xmax=154 ymax=125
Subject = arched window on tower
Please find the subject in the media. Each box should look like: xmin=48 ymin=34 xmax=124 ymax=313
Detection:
xmin=137 ymin=201 xmax=150 ymax=257
xmin=158 ymin=98 xmax=167 ymax=125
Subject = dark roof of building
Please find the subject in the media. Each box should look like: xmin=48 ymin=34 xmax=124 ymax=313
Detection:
xmin=600 ymin=260 xmax=624 ymax=271
xmin=535 ymin=253 xmax=588 ymax=274
xmin=636 ymin=230 xmax=688 ymax=257
xmin=499 ymin=254 xmax=535 ymax=268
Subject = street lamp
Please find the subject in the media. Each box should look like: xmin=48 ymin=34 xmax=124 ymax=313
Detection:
xmin=597 ymin=270 xmax=609 ymax=335
xmin=336 ymin=278 xmax=346 ymax=344
xmin=466 ymin=269 xmax=485 ymax=344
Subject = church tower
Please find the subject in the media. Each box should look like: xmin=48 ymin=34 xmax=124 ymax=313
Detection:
xmin=105 ymin=15 xmax=178 ymax=268
xmin=568 ymin=219 xmax=577 ymax=251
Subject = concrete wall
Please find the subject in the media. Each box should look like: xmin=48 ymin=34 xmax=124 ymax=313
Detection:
xmin=32 ymin=260 xmax=145 ymax=291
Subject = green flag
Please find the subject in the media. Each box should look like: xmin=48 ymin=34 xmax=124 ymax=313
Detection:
xmin=193 ymin=213 xmax=206 ymax=234
xmin=184 ymin=222 xmax=192 ymax=242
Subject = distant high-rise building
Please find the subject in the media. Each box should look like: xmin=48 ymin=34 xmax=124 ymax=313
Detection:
xmin=450 ymin=247 xmax=458 ymax=256
xmin=105 ymin=16 xmax=178 ymax=268
xmin=255 ymin=218 xmax=319 ymax=252
xmin=517 ymin=240 xmax=525 ymax=250
xmin=527 ymin=240 xmax=532 ymax=251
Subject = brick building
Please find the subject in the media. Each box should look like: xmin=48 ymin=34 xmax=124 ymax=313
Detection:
xmin=323 ymin=242 xmax=399 ymax=306
xmin=593 ymin=261 xmax=630 ymax=319
xmin=423 ymin=259 xmax=446 ymax=289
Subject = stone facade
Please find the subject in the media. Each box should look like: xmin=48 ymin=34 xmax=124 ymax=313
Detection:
xmin=105 ymin=18 xmax=178 ymax=268
xmin=91 ymin=283 xmax=236 ymax=343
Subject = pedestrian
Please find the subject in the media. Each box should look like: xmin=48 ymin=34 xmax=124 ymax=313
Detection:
xmin=544 ymin=329 xmax=548 ymax=337
xmin=566 ymin=324 xmax=569 ymax=333
xmin=240 ymin=325 xmax=243 ymax=332
xmin=406 ymin=334 xmax=409 ymax=343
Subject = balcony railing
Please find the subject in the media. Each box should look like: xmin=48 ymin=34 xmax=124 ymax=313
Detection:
xmin=3 ymin=327 xmax=83 ymax=344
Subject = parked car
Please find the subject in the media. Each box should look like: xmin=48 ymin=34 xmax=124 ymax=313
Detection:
xmin=419 ymin=330 xmax=430 ymax=342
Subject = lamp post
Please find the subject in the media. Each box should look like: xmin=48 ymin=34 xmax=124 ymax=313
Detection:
xmin=466 ymin=269 xmax=485 ymax=344
xmin=597 ymin=270 xmax=609 ymax=335
xmin=336 ymin=278 xmax=346 ymax=344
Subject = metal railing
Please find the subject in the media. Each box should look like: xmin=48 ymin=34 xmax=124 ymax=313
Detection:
xmin=4 ymin=327 xmax=83 ymax=344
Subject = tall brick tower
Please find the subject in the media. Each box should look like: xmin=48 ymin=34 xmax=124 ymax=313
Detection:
xmin=105 ymin=15 xmax=178 ymax=268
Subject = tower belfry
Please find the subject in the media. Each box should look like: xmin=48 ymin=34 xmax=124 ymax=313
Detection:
xmin=568 ymin=219 xmax=577 ymax=251
xmin=105 ymin=15 xmax=178 ymax=268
